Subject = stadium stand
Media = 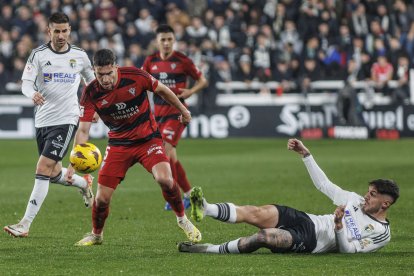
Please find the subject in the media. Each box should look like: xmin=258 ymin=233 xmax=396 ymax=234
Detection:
xmin=1 ymin=0 xmax=413 ymax=114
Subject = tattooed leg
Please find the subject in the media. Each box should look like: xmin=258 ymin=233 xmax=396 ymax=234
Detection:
xmin=237 ymin=228 xmax=293 ymax=253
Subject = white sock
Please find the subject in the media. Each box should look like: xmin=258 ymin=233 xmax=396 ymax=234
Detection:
xmin=22 ymin=175 xmax=50 ymax=226
xmin=177 ymin=214 xmax=187 ymax=223
xmin=206 ymin=238 xmax=241 ymax=254
xmin=205 ymin=201 xmax=237 ymax=223
xmin=50 ymin=168 xmax=87 ymax=189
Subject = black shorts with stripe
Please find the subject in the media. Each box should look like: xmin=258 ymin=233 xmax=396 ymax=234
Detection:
xmin=36 ymin=124 xmax=77 ymax=161
xmin=273 ymin=205 xmax=317 ymax=253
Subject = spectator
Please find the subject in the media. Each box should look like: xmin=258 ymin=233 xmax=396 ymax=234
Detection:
xmin=0 ymin=61 xmax=9 ymax=94
xmin=12 ymin=5 xmax=37 ymax=39
xmin=127 ymin=43 xmax=146 ymax=68
xmin=392 ymin=55 xmax=411 ymax=105
xmin=337 ymin=59 xmax=364 ymax=125
xmin=299 ymin=58 xmax=322 ymax=95
xmin=0 ymin=5 xmax=14 ymax=31
xmin=186 ymin=17 xmax=208 ymax=46
xmin=371 ymin=55 xmax=394 ymax=95
xmin=208 ymin=15 xmax=231 ymax=50
xmin=253 ymin=33 xmax=272 ymax=92
xmin=234 ymin=47 xmax=253 ymax=83
xmin=350 ymin=3 xmax=369 ymax=37
xmin=393 ymin=0 xmax=413 ymax=35
xmin=134 ymin=8 xmax=153 ymax=35
xmin=273 ymin=60 xmax=295 ymax=94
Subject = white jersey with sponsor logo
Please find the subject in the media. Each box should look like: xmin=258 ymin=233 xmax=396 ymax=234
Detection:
xmin=22 ymin=42 xmax=95 ymax=128
xmin=302 ymin=156 xmax=391 ymax=253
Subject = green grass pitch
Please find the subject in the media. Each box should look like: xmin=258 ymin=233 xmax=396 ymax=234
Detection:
xmin=0 ymin=138 xmax=413 ymax=275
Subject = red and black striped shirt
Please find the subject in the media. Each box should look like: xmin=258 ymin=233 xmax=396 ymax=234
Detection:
xmin=142 ymin=51 xmax=202 ymax=123
xmin=80 ymin=67 xmax=160 ymax=146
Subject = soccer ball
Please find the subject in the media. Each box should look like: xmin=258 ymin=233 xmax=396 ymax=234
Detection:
xmin=69 ymin=143 xmax=102 ymax=174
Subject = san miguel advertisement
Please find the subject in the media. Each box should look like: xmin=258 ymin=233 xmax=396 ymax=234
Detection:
xmin=1 ymin=104 xmax=414 ymax=139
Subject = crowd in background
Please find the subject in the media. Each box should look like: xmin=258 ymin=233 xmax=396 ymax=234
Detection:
xmin=0 ymin=0 xmax=413 ymax=105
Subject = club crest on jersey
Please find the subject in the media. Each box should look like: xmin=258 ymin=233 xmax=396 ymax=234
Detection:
xmin=171 ymin=63 xmax=176 ymax=70
xmin=128 ymin=87 xmax=136 ymax=96
xmin=151 ymin=65 xmax=158 ymax=70
xmin=69 ymin=59 xmax=77 ymax=68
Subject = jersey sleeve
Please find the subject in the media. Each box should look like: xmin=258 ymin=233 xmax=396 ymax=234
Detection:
xmin=81 ymin=53 xmax=95 ymax=85
xmin=22 ymin=50 xmax=40 ymax=82
xmin=302 ymin=155 xmax=362 ymax=205
xmin=184 ymin=57 xmax=202 ymax=81
xmin=79 ymin=87 xmax=95 ymax=122
xmin=141 ymin=57 xmax=150 ymax=72
xmin=139 ymin=69 xmax=158 ymax=91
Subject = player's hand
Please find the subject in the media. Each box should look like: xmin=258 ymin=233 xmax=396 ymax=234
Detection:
xmin=64 ymin=164 xmax=75 ymax=184
xmin=179 ymin=110 xmax=191 ymax=125
xmin=92 ymin=112 xmax=100 ymax=123
xmin=32 ymin=92 xmax=45 ymax=106
xmin=334 ymin=205 xmax=345 ymax=230
xmin=287 ymin=138 xmax=310 ymax=157
xmin=177 ymin=88 xmax=192 ymax=99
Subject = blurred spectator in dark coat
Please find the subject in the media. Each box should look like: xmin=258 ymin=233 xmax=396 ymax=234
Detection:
xmin=400 ymin=22 xmax=414 ymax=61
xmin=393 ymin=0 xmax=413 ymax=35
xmin=337 ymin=59 xmax=364 ymax=125
xmin=0 ymin=4 xmax=14 ymax=31
xmin=12 ymin=5 xmax=37 ymax=39
xmin=387 ymin=37 xmax=408 ymax=69
xmin=0 ymin=61 xmax=9 ymax=94
xmin=299 ymin=58 xmax=322 ymax=94
xmin=365 ymin=19 xmax=388 ymax=56
xmin=273 ymin=59 xmax=295 ymax=94
xmin=350 ymin=3 xmax=369 ymax=37
xmin=234 ymin=48 xmax=253 ymax=83
xmin=392 ymin=55 xmax=411 ymax=105
xmin=186 ymin=17 xmax=208 ymax=46
xmin=128 ymin=43 xmax=146 ymax=68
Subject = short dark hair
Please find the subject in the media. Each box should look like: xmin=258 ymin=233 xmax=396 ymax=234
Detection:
xmin=369 ymin=179 xmax=399 ymax=204
xmin=156 ymin=24 xmax=175 ymax=35
xmin=93 ymin=49 xmax=116 ymax=67
xmin=48 ymin=12 xmax=70 ymax=26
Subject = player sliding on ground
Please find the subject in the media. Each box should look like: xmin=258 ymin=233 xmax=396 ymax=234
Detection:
xmin=179 ymin=138 xmax=399 ymax=254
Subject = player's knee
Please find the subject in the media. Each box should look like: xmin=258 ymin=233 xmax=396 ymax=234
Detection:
xmin=95 ymin=195 xmax=110 ymax=208
xmin=155 ymin=174 xmax=174 ymax=189
xmin=256 ymin=229 xmax=271 ymax=246
xmin=36 ymin=162 xmax=55 ymax=176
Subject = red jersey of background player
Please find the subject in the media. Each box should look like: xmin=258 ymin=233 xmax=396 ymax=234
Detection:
xmin=80 ymin=67 xmax=161 ymax=145
xmin=142 ymin=51 xmax=202 ymax=122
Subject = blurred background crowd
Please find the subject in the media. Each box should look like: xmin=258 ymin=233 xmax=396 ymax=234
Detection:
xmin=0 ymin=0 xmax=413 ymax=106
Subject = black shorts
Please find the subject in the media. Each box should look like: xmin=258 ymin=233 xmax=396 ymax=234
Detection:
xmin=273 ymin=205 xmax=317 ymax=253
xmin=36 ymin=124 xmax=77 ymax=162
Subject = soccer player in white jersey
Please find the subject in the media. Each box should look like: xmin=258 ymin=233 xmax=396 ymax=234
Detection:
xmin=4 ymin=12 xmax=96 ymax=238
xmin=179 ymin=138 xmax=399 ymax=254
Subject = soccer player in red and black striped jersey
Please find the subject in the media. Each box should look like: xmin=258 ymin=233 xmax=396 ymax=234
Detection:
xmin=142 ymin=25 xmax=208 ymax=211
xmin=65 ymin=49 xmax=201 ymax=246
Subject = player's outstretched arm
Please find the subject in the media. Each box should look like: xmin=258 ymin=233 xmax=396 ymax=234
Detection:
xmin=154 ymin=82 xmax=191 ymax=124
xmin=287 ymin=138 xmax=311 ymax=157
xmin=178 ymin=75 xmax=208 ymax=99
